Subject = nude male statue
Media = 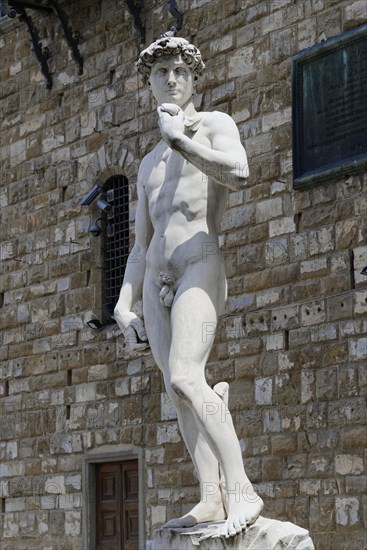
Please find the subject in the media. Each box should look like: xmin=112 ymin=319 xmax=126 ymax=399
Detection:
xmin=114 ymin=36 xmax=263 ymax=538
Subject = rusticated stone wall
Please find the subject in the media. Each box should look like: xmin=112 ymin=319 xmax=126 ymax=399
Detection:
xmin=0 ymin=1 xmax=366 ymax=549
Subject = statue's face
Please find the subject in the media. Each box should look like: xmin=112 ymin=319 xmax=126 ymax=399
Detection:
xmin=148 ymin=54 xmax=195 ymax=107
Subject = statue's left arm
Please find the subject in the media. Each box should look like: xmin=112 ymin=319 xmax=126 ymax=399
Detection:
xmin=157 ymin=106 xmax=249 ymax=191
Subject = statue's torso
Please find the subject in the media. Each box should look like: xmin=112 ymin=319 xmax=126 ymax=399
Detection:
xmin=140 ymin=114 xmax=228 ymax=280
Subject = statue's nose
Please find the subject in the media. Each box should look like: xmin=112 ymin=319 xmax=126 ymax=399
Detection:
xmin=167 ymin=71 xmax=176 ymax=84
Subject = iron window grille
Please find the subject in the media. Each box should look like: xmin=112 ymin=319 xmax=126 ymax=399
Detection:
xmin=102 ymin=175 xmax=130 ymax=321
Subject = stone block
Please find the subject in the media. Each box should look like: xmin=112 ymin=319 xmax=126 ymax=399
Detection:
xmin=272 ymin=305 xmax=300 ymax=331
xmin=300 ymin=301 xmax=326 ymax=326
xmin=354 ymin=290 xmax=367 ymax=316
xmin=330 ymin=251 xmax=350 ymax=273
xmin=157 ymin=424 xmax=181 ymax=445
xmin=311 ymin=324 xmax=337 ymax=343
xmin=45 ymin=476 xmax=65 ymax=495
xmin=322 ymin=342 xmax=348 ymax=367
xmin=291 ymin=280 xmax=322 ymax=303
xmin=263 ymin=408 xmax=281 ymax=433
xmin=50 ymin=434 xmax=82 ymax=455
xmin=209 ymin=34 xmax=234 ymax=55
xmin=244 ymin=311 xmax=270 ymax=336
xmin=265 ymin=238 xmax=288 ymax=266
xmin=271 ymin=433 xmax=297 ymax=455
xmin=335 ymin=496 xmax=359 ymax=526
xmin=344 ymin=1 xmax=367 ymax=27
xmin=227 ymin=293 xmax=255 ymax=313
xmin=276 ymin=371 xmax=301 ymax=405
xmin=151 ymin=505 xmax=167 ymax=528
xmin=309 ymin=496 xmax=335 ymax=532
xmin=256 ymin=288 xmax=286 ymax=308
xmin=300 ymin=258 xmax=328 ymax=279
xmin=328 ymin=398 xmax=366 ymax=427
xmin=221 ymin=204 xmax=255 ymax=231
xmin=161 ymin=393 xmax=177 ymax=421
xmin=339 ymin=321 xmax=364 ymax=338
xmin=115 ymin=378 xmax=130 ymax=396
xmin=345 ymin=475 xmax=367 ymax=494
xmin=243 ymin=270 xmax=271 ymax=293
xmin=75 ymin=383 xmax=96 ymax=403
xmin=301 ymin=370 xmax=315 ymax=404
xmin=262 ymin=456 xmax=283 ymax=481
xmin=255 ymin=377 xmax=273 ymax=405
xmin=327 ymin=293 xmax=353 ymax=321
xmin=316 ymin=367 xmax=337 ymax=400
xmin=228 ymin=46 xmax=255 ymax=78
xmin=338 ymin=366 xmax=359 ymax=398
xmin=335 ymin=219 xmax=360 ymax=249
xmin=265 ymin=332 xmax=285 ymax=351
xmin=256 ymin=197 xmax=283 ymax=223
xmin=309 ymin=227 xmax=334 ymax=255
xmin=252 ymin=435 xmax=270 ymax=456
xmin=65 ymin=510 xmax=81 ymax=536
xmin=246 ymin=3 xmax=268 ymax=24
xmin=3 ymin=512 xmax=20 ymax=538
xmin=353 ymin=246 xmax=367 ymax=286
xmin=349 ymin=337 xmax=367 ymax=361
xmin=131 ymin=374 xmax=150 ymax=395
xmin=298 ymin=17 xmax=317 ymax=49
xmin=335 ymin=454 xmax=364 ymax=476
xmin=341 ymin=425 xmax=367 ymax=450
xmin=359 ymin=364 xmax=367 ymax=397
xmin=306 ymin=402 xmax=328 ymax=430
xmin=269 ymin=216 xmax=296 ymax=237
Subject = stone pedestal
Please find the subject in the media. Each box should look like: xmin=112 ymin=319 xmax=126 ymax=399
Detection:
xmin=147 ymin=516 xmax=315 ymax=549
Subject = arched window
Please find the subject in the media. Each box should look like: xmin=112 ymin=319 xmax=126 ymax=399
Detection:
xmin=102 ymin=175 xmax=129 ymax=321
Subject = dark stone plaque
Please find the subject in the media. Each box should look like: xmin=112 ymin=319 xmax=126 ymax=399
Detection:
xmin=292 ymin=24 xmax=367 ymax=190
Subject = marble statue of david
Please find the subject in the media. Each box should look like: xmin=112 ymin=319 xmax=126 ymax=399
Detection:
xmin=114 ymin=36 xmax=263 ymax=538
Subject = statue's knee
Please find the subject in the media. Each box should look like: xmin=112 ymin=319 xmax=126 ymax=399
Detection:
xmin=169 ymin=374 xmax=194 ymax=402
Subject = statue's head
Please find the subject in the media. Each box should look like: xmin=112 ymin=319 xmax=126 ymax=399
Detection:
xmin=137 ymin=36 xmax=205 ymax=84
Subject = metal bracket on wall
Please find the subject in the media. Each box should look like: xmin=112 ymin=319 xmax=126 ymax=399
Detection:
xmin=16 ymin=5 xmax=53 ymax=89
xmin=167 ymin=0 xmax=182 ymax=35
xmin=124 ymin=0 xmax=145 ymax=44
xmin=48 ymin=0 xmax=83 ymax=76
xmin=3 ymin=0 xmax=83 ymax=88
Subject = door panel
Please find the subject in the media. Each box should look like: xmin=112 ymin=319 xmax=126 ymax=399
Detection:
xmin=96 ymin=461 xmax=139 ymax=550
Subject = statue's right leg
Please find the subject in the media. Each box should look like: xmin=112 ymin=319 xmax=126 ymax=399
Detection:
xmin=164 ymin=270 xmax=263 ymax=536
xmin=143 ymin=270 xmax=225 ymax=526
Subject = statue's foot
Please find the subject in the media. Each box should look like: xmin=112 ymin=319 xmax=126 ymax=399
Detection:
xmin=199 ymin=493 xmax=263 ymax=540
xmin=162 ymin=498 xmax=226 ymax=529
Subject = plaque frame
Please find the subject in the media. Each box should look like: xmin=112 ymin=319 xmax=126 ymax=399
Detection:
xmin=292 ymin=24 xmax=367 ymax=190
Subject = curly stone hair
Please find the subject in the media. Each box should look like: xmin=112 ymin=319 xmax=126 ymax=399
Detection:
xmin=137 ymin=36 xmax=205 ymax=84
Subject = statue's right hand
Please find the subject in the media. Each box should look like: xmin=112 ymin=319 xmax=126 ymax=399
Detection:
xmin=115 ymin=311 xmax=150 ymax=353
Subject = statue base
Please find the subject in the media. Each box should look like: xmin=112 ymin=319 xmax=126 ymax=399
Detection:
xmin=147 ymin=516 xmax=315 ymax=549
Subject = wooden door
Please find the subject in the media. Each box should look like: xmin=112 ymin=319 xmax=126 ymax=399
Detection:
xmin=96 ymin=461 xmax=139 ymax=550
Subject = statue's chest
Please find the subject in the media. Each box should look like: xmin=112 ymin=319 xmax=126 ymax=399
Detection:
xmin=147 ymin=145 xmax=193 ymax=192
xmin=146 ymin=147 xmax=205 ymax=221
xmin=152 ymin=144 xmax=184 ymax=179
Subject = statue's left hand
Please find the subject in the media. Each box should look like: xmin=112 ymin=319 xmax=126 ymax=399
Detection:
xmin=157 ymin=103 xmax=185 ymax=145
